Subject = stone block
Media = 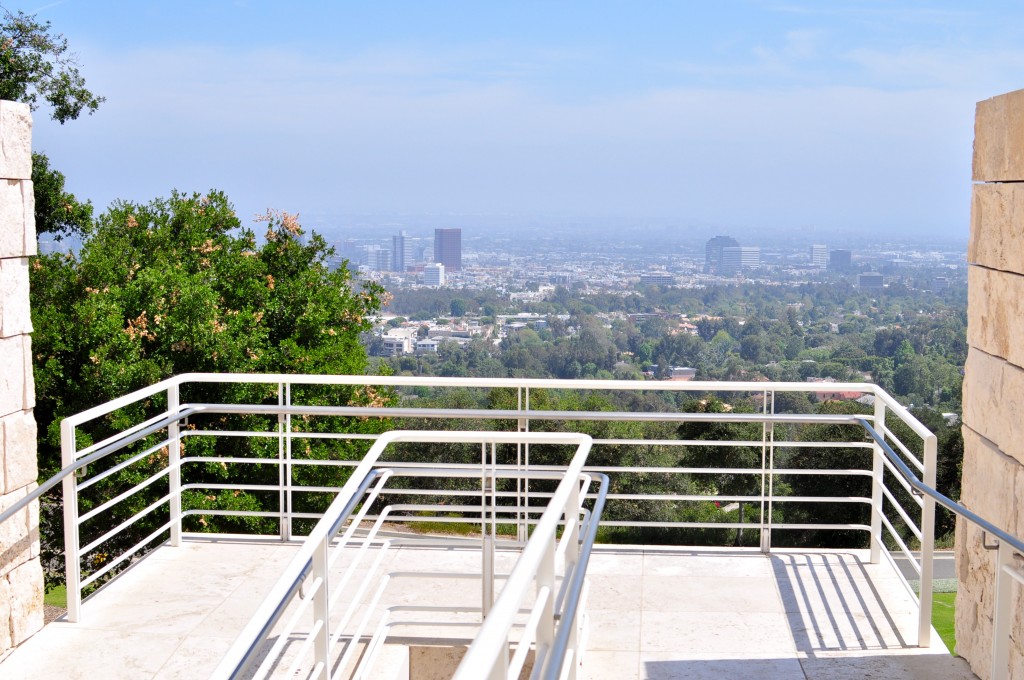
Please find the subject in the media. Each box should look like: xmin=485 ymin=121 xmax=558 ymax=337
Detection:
xmin=0 ymin=102 xmax=31 ymax=181
xmin=2 ymin=411 xmax=36 ymax=493
xmin=0 ymin=573 xmax=11 ymax=652
xmin=0 ymin=486 xmax=31 ymax=577
xmin=0 ymin=178 xmax=31 ymax=259
xmin=6 ymin=558 xmax=42 ymax=645
xmin=967 ymin=266 xmax=1024 ymax=371
xmin=0 ymin=257 xmax=32 ymax=338
xmin=960 ymin=425 xmax=1023 ymax=536
xmin=969 ymin=182 xmax=1024 ymax=274
xmin=0 ymin=335 xmax=26 ymax=418
xmin=974 ymin=89 xmax=1024 ymax=182
xmin=21 ymin=179 xmax=34 ymax=257
xmin=962 ymin=347 xmax=1024 ymax=467
xmin=22 ymin=335 xmax=32 ymax=410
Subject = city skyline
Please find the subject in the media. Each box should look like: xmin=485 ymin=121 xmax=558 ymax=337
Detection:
xmin=20 ymin=1 xmax=1024 ymax=238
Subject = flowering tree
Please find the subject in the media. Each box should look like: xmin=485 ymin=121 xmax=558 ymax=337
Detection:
xmin=31 ymin=190 xmax=391 ymax=587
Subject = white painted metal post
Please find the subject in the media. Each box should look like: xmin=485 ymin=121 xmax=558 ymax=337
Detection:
xmin=284 ymin=382 xmax=293 ymax=541
xmin=168 ymin=383 xmax=181 ymax=547
xmin=870 ymin=398 xmax=886 ymax=564
xmin=758 ymin=391 xmax=769 ymax=553
xmin=566 ymin=478 xmax=580 ymax=568
xmin=482 ymin=442 xmax=494 ymax=618
xmin=917 ymin=433 xmax=937 ymax=647
xmin=278 ymin=382 xmax=287 ymax=541
xmin=537 ymin=535 xmax=556 ymax=654
xmin=990 ymin=542 xmax=1014 ymax=680
xmin=311 ymin=540 xmax=330 ymax=680
xmin=61 ymin=420 xmax=82 ymax=622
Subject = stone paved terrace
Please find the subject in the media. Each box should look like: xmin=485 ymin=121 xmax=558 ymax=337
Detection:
xmin=0 ymin=536 xmax=976 ymax=679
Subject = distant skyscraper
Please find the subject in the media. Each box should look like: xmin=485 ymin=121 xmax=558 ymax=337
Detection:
xmin=829 ymin=249 xmax=852 ymax=271
xmin=423 ymin=262 xmax=445 ymax=287
xmin=720 ymin=246 xmax=760 ymax=275
xmin=809 ymin=244 xmax=828 ymax=268
xmin=858 ymin=272 xmax=884 ymax=290
xmin=705 ymin=235 xmax=739 ymax=274
xmin=392 ymin=230 xmax=412 ymax=272
xmin=434 ymin=228 xmax=462 ymax=272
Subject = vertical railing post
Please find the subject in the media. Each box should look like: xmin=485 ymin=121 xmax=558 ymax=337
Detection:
xmin=284 ymin=381 xmax=293 ymax=541
xmin=758 ymin=390 xmax=769 ymax=553
xmin=311 ymin=540 xmax=330 ymax=680
xmin=278 ymin=382 xmax=287 ymax=541
xmin=537 ymin=534 xmax=556 ymax=665
xmin=917 ymin=433 xmax=937 ymax=648
xmin=482 ymin=442 xmax=494 ymax=618
xmin=764 ymin=391 xmax=776 ymax=553
xmin=870 ymin=397 xmax=886 ymax=564
xmin=566 ymin=477 xmax=580 ymax=568
xmin=517 ymin=386 xmax=526 ymax=542
xmin=168 ymin=381 xmax=182 ymax=547
xmin=990 ymin=542 xmax=1013 ymax=680
xmin=61 ymin=420 xmax=82 ymax=622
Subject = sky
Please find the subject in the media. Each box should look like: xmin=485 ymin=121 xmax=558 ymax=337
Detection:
xmin=16 ymin=1 xmax=1024 ymax=240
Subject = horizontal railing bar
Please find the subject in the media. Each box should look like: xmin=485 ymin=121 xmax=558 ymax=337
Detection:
xmin=79 ymin=467 xmax=172 ymax=523
xmin=885 ymin=432 xmax=926 ymax=473
xmin=591 ymin=438 xmax=873 ymax=449
xmin=182 ymin=401 xmax=869 ymax=426
xmin=77 ymin=438 xmax=172 ymax=491
xmin=881 ymin=485 xmax=923 ymax=542
xmin=80 ymin=520 xmax=173 ymax=589
xmin=79 ymin=493 xmax=173 ymax=555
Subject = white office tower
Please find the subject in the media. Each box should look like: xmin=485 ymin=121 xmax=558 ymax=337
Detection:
xmin=809 ymin=244 xmax=828 ymax=268
xmin=423 ymin=263 xmax=445 ymax=287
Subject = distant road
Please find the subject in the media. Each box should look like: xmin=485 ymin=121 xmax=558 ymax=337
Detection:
xmin=891 ymin=551 xmax=956 ymax=581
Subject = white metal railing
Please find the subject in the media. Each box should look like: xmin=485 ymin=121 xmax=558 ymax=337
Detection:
xmin=209 ymin=429 xmax=598 ymax=680
xmin=0 ymin=373 xmax=1015 ymax=677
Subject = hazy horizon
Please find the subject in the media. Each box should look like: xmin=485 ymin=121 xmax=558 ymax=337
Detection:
xmin=21 ymin=1 xmax=1024 ymax=239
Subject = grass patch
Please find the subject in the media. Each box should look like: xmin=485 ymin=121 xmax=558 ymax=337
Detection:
xmin=44 ymin=585 xmax=66 ymax=609
xmin=932 ymin=591 xmax=957 ymax=654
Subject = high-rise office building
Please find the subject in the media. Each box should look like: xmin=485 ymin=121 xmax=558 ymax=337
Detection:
xmin=809 ymin=244 xmax=828 ymax=268
xmin=423 ymin=263 xmax=445 ymax=287
xmin=705 ymin=235 xmax=740 ymax=274
xmin=434 ymin=228 xmax=462 ymax=272
xmin=392 ymin=231 xmax=413 ymax=272
xmin=720 ymin=246 xmax=760 ymax=275
xmin=829 ymin=249 xmax=852 ymax=271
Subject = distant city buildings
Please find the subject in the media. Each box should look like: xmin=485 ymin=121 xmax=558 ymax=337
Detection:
xmin=434 ymin=228 xmax=462 ymax=272
xmin=809 ymin=244 xmax=828 ymax=268
xmin=829 ymin=249 xmax=852 ymax=271
xmin=704 ymin=235 xmax=739 ymax=274
xmin=640 ymin=271 xmax=674 ymax=286
xmin=858 ymin=272 xmax=884 ymax=290
xmin=720 ymin=246 xmax=761 ymax=275
xmin=423 ymin=262 xmax=446 ymax=287
xmin=392 ymin=230 xmax=412 ymax=272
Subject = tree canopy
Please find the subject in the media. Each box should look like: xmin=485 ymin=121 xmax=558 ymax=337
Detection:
xmin=0 ymin=7 xmax=104 ymax=122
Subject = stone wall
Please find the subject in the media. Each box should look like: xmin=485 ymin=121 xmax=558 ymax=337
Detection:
xmin=957 ymin=88 xmax=1024 ymax=679
xmin=0 ymin=100 xmax=41 ymax=656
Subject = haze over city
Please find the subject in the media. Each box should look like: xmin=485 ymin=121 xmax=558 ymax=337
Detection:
xmin=22 ymin=0 xmax=1024 ymax=239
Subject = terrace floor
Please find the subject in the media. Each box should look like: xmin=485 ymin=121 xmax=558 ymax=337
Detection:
xmin=0 ymin=536 xmax=976 ymax=679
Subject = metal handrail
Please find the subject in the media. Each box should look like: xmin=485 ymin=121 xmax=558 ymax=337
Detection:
xmin=858 ymin=418 xmax=1024 ymax=554
xmin=211 ymin=430 xmax=595 ymax=680
xmin=40 ymin=373 xmax=1016 ymax=674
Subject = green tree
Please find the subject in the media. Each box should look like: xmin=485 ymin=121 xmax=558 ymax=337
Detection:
xmin=0 ymin=8 xmax=104 ymax=122
xmin=32 ymin=151 xmax=92 ymax=240
xmin=32 ymin=191 xmax=390 ymax=587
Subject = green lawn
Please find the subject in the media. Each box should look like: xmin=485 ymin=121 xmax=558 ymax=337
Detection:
xmin=44 ymin=585 xmax=66 ymax=609
xmin=932 ymin=591 xmax=957 ymax=654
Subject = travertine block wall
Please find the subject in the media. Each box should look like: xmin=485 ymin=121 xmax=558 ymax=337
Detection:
xmin=958 ymin=88 xmax=1024 ymax=679
xmin=0 ymin=100 xmax=41 ymax=656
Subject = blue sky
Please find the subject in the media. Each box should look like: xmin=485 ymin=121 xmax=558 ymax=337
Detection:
xmin=18 ymin=1 xmax=1024 ymax=239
